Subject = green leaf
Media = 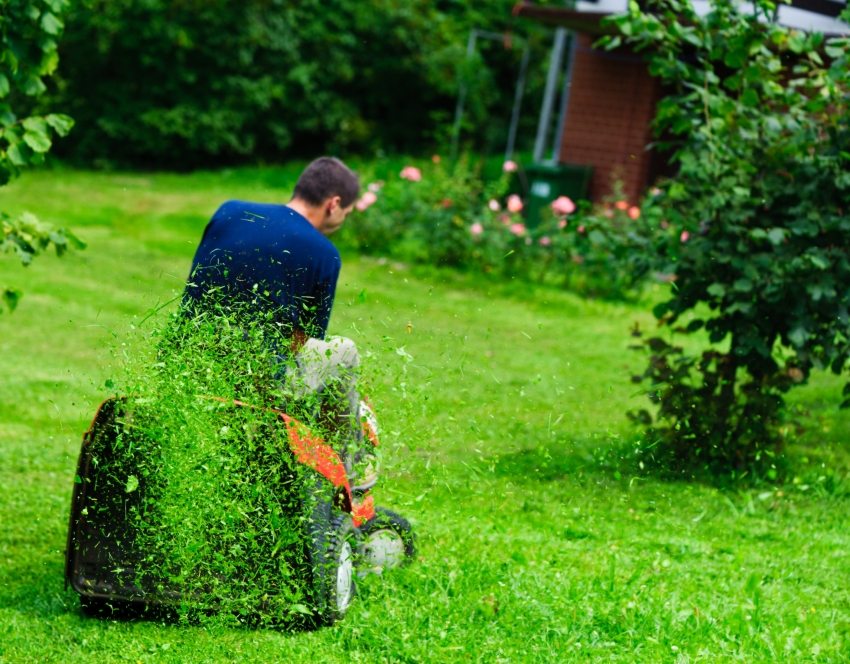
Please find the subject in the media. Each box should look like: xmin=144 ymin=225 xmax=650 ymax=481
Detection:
xmin=733 ymin=278 xmax=753 ymax=293
xmin=22 ymin=117 xmax=48 ymax=134
xmin=7 ymin=142 xmax=27 ymax=166
xmin=0 ymin=103 xmax=14 ymax=126
xmin=45 ymin=114 xmax=74 ymax=136
xmin=788 ymin=327 xmax=808 ymax=347
xmin=289 ymin=603 xmax=313 ymax=616
xmin=40 ymin=49 xmax=60 ymax=76
xmin=605 ymin=36 xmax=622 ymax=50
xmin=125 ymin=475 xmax=139 ymax=493
xmin=2 ymin=288 xmax=21 ymax=312
xmin=707 ymin=283 xmax=726 ymax=298
xmin=787 ymin=31 xmax=807 ymax=54
xmin=40 ymin=12 xmax=64 ymax=36
xmin=809 ymin=254 xmax=829 ymax=270
xmin=825 ymin=44 xmax=845 ymax=59
xmin=741 ymin=88 xmax=759 ymax=107
xmin=23 ymin=129 xmax=51 ymax=153
xmin=767 ymin=228 xmax=785 ymax=245
xmin=724 ymin=48 xmax=746 ymax=69
xmin=0 ymin=75 xmax=8 ymax=98
xmin=20 ymin=76 xmax=47 ymax=97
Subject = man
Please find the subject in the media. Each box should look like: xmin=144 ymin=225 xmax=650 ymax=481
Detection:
xmin=183 ymin=156 xmax=375 ymax=488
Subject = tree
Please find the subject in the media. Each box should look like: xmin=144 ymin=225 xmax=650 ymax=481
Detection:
xmin=1 ymin=0 xmax=80 ymax=312
xmin=602 ymin=0 xmax=850 ymax=474
xmin=48 ymin=0 xmax=550 ymax=167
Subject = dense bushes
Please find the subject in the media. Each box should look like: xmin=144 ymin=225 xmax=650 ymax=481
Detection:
xmin=340 ymin=156 xmax=661 ymax=300
xmin=45 ymin=0 xmax=552 ymax=167
xmin=604 ymin=0 xmax=850 ymax=475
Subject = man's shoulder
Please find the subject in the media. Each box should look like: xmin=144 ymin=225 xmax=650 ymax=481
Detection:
xmin=213 ymin=200 xmax=281 ymax=220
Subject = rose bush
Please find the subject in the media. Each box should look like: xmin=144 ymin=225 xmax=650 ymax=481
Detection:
xmin=602 ymin=0 xmax=850 ymax=475
xmin=342 ymin=157 xmax=662 ymax=299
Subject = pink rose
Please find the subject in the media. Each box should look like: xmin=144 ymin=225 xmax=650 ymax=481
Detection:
xmin=499 ymin=213 xmax=511 ymax=226
xmin=680 ymin=231 xmax=690 ymax=243
xmin=509 ymin=222 xmax=526 ymax=236
xmin=507 ymin=194 xmax=523 ymax=213
xmin=503 ymin=160 xmax=519 ymax=173
xmin=488 ymin=199 xmax=501 ymax=212
xmin=355 ymin=191 xmax=377 ymax=211
xmin=628 ymin=206 xmax=641 ymax=220
xmin=470 ymin=222 xmax=484 ymax=236
xmin=577 ymin=225 xmax=586 ymax=233
xmin=551 ymin=196 xmax=576 ymax=216
xmin=558 ymin=219 xmax=568 ymax=229
xmin=400 ymin=166 xmax=422 ymax=182
xmin=367 ymin=181 xmax=383 ymax=193
xmin=539 ymin=236 xmax=552 ymax=246
xmin=615 ymin=200 xmax=629 ymax=211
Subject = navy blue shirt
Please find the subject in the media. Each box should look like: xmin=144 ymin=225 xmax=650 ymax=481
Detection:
xmin=184 ymin=201 xmax=341 ymax=339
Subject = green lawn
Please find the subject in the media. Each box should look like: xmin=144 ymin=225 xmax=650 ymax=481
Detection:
xmin=1 ymin=167 xmax=848 ymax=663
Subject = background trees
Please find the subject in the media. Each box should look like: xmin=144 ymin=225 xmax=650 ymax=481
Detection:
xmin=45 ymin=0 xmax=554 ymax=168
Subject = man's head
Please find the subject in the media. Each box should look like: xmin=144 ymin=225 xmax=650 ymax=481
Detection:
xmin=291 ymin=157 xmax=359 ymax=235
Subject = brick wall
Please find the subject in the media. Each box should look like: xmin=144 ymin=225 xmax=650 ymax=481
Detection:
xmin=558 ymin=33 xmax=661 ymax=204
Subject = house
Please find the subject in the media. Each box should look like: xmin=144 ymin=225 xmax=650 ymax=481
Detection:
xmin=513 ymin=0 xmax=850 ymax=204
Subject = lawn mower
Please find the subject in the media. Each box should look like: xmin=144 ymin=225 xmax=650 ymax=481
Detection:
xmin=64 ymin=395 xmax=415 ymax=626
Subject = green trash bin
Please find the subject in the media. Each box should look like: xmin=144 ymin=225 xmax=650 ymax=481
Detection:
xmin=517 ymin=162 xmax=593 ymax=228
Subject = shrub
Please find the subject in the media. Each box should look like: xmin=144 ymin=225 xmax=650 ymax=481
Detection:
xmin=345 ymin=157 xmax=662 ymax=300
xmin=535 ymin=186 xmax=661 ymax=299
xmin=603 ymin=0 xmax=850 ymax=475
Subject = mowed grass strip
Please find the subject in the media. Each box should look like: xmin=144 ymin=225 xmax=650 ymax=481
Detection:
xmin=0 ymin=168 xmax=848 ymax=662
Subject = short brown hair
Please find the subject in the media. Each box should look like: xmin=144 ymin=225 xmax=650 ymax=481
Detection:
xmin=292 ymin=156 xmax=360 ymax=208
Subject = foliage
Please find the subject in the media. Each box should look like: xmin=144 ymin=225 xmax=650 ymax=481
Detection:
xmin=344 ymin=158 xmax=660 ymax=300
xmin=602 ymin=0 xmax=850 ymax=473
xmin=1 ymin=0 xmax=79 ymax=311
xmin=49 ymin=0 xmax=552 ymax=167
xmin=537 ymin=187 xmax=661 ymax=299
xmin=1 ymin=210 xmax=84 ymax=311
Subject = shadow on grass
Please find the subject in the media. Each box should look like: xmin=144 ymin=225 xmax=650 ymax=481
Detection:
xmin=491 ymin=433 xmax=630 ymax=484
xmin=491 ymin=430 xmax=850 ymax=498
xmin=0 ymin=556 xmax=323 ymax=634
